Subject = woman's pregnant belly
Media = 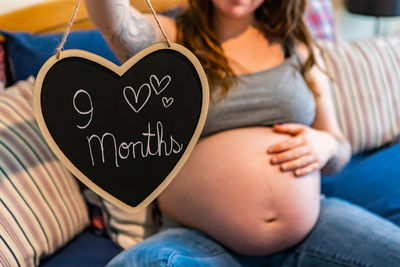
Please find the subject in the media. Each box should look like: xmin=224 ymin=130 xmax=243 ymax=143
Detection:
xmin=158 ymin=127 xmax=321 ymax=255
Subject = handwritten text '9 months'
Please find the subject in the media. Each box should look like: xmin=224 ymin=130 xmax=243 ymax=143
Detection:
xmin=72 ymin=77 xmax=184 ymax=168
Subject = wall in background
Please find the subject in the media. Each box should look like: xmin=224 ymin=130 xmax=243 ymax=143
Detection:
xmin=0 ymin=0 xmax=49 ymax=15
xmin=333 ymin=0 xmax=400 ymax=41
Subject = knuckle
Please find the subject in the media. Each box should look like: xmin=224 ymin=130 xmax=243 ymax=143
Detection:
xmin=293 ymin=146 xmax=302 ymax=153
xmin=288 ymin=150 xmax=295 ymax=158
xmin=303 ymin=156 xmax=311 ymax=164
xmin=302 ymin=146 xmax=310 ymax=154
xmin=278 ymin=144 xmax=287 ymax=151
xmin=297 ymin=136 xmax=305 ymax=143
xmin=312 ymin=162 xmax=320 ymax=170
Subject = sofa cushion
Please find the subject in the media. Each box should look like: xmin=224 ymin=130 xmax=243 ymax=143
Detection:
xmin=0 ymin=78 xmax=89 ymax=266
xmin=321 ymin=33 xmax=400 ymax=154
xmin=84 ymin=190 xmax=157 ymax=250
xmin=0 ymin=30 xmax=119 ymax=84
xmin=305 ymin=0 xmax=336 ymax=41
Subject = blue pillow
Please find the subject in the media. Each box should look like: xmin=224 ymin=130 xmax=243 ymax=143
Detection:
xmin=0 ymin=30 xmax=120 ymax=84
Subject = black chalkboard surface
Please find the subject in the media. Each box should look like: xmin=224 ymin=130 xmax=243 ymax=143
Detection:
xmin=34 ymin=43 xmax=209 ymax=213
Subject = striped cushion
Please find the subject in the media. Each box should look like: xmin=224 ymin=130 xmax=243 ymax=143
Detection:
xmin=83 ymin=189 xmax=156 ymax=249
xmin=0 ymin=78 xmax=89 ymax=266
xmin=321 ymin=34 xmax=400 ymax=154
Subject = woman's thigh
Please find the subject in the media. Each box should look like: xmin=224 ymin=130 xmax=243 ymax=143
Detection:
xmin=106 ymin=227 xmax=246 ymax=267
xmin=107 ymin=198 xmax=400 ymax=266
xmin=288 ymin=197 xmax=400 ymax=267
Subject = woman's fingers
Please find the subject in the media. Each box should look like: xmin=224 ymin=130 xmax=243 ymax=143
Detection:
xmin=270 ymin=145 xmax=311 ymax=164
xmin=293 ymin=161 xmax=321 ymax=177
xmin=268 ymin=136 xmax=304 ymax=153
xmin=277 ymin=154 xmax=316 ymax=171
xmin=272 ymin=123 xmax=305 ymax=135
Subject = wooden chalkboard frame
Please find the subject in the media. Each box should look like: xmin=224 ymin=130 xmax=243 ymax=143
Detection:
xmin=34 ymin=42 xmax=209 ymax=213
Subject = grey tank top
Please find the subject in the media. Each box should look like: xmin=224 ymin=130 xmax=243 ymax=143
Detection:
xmin=201 ymin=53 xmax=316 ymax=137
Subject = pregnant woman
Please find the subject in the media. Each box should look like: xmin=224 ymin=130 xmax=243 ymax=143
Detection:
xmin=85 ymin=0 xmax=400 ymax=266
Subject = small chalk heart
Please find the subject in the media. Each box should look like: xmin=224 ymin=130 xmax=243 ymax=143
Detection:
xmin=150 ymin=74 xmax=171 ymax=95
xmin=162 ymin=97 xmax=174 ymax=108
xmin=123 ymin=84 xmax=151 ymax=113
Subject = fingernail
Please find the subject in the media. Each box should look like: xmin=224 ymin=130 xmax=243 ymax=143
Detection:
xmin=281 ymin=164 xmax=287 ymax=170
xmin=271 ymin=158 xmax=276 ymax=164
xmin=295 ymin=170 xmax=301 ymax=176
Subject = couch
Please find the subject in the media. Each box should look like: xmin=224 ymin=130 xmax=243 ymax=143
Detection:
xmin=0 ymin=0 xmax=399 ymax=266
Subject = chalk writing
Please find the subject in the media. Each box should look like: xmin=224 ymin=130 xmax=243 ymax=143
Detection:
xmin=162 ymin=97 xmax=174 ymax=108
xmin=73 ymin=89 xmax=93 ymax=129
xmin=87 ymin=121 xmax=183 ymax=167
xmin=150 ymin=74 xmax=171 ymax=95
xmin=122 ymin=74 xmax=173 ymax=114
xmin=72 ymin=72 xmax=183 ymax=169
xmin=123 ymin=84 xmax=151 ymax=113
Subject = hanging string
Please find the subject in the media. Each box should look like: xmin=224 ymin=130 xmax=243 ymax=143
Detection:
xmin=145 ymin=0 xmax=172 ymax=47
xmin=55 ymin=0 xmax=171 ymax=59
xmin=56 ymin=0 xmax=81 ymax=59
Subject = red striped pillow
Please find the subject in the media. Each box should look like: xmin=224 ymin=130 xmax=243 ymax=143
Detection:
xmin=0 ymin=78 xmax=89 ymax=266
xmin=321 ymin=34 xmax=400 ymax=154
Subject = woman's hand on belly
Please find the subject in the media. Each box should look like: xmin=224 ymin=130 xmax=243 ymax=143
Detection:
xmin=158 ymin=127 xmax=321 ymax=256
xmin=268 ymin=123 xmax=337 ymax=177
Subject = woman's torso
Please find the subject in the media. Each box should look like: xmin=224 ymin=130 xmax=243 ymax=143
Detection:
xmin=159 ymin=43 xmax=320 ymax=254
xmin=158 ymin=42 xmax=321 ymax=254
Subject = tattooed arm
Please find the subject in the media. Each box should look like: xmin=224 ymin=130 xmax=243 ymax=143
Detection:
xmin=85 ymin=0 xmax=176 ymax=62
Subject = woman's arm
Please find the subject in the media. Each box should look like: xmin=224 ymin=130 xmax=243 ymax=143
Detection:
xmin=268 ymin=44 xmax=351 ymax=176
xmin=305 ymin=44 xmax=351 ymax=175
xmin=84 ymin=0 xmax=176 ymax=62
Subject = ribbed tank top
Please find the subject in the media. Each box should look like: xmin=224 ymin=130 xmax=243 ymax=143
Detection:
xmin=201 ymin=53 xmax=316 ymax=137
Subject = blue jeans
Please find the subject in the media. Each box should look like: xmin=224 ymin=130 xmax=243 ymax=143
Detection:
xmin=107 ymin=197 xmax=400 ymax=266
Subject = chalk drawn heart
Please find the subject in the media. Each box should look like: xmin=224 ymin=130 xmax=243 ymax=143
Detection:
xmin=123 ymin=84 xmax=151 ymax=113
xmin=150 ymin=74 xmax=171 ymax=95
xmin=34 ymin=43 xmax=209 ymax=213
xmin=162 ymin=97 xmax=174 ymax=108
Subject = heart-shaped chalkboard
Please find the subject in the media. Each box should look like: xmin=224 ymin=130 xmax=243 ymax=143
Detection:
xmin=34 ymin=43 xmax=209 ymax=213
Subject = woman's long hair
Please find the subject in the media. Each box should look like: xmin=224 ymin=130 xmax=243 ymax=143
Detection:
xmin=176 ymin=0 xmax=317 ymax=97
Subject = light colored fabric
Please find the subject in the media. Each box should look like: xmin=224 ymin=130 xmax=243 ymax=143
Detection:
xmin=84 ymin=189 xmax=156 ymax=249
xmin=0 ymin=78 xmax=89 ymax=266
xmin=102 ymin=201 xmax=157 ymax=249
xmin=321 ymin=34 xmax=400 ymax=154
